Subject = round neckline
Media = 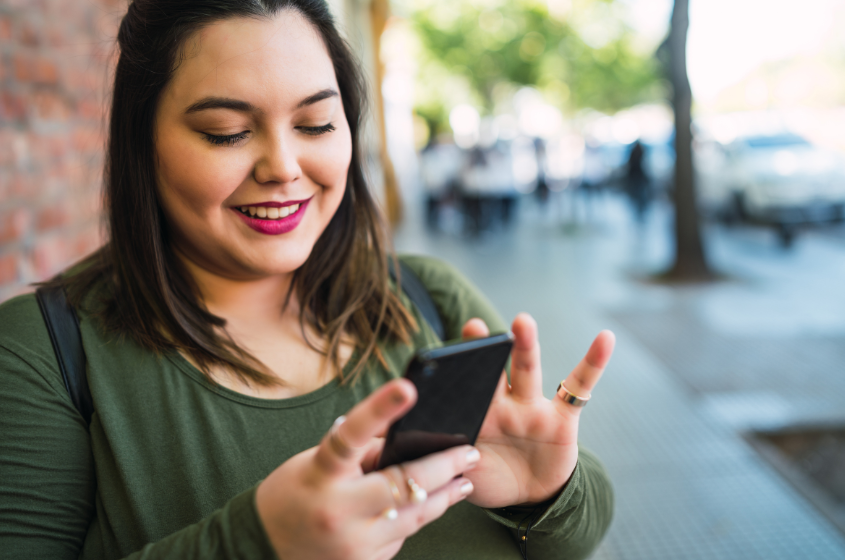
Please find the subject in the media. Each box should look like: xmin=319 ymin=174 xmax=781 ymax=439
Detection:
xmin=166 ymin=347 xmax=360 ymax=409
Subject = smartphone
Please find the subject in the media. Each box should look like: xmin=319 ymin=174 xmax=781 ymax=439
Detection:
xmin=376 ymin=332 xmax=515 ymax=470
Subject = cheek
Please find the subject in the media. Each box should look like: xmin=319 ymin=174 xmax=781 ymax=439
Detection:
xmin=307 ymin=128 xmax=353 ymax=207
xmin=157 ymin=133 xmax=249 ymax=215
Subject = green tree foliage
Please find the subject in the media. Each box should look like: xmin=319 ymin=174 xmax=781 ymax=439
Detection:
xmin=408 ymin=0 xmax=661 ymax=131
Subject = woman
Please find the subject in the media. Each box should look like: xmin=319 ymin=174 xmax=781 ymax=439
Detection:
xmin=0 ymin=1 xmax=615 ymax=558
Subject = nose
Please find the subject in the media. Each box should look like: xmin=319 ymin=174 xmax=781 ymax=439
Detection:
xmin=252 ymin=134 xmax=302 ymax=185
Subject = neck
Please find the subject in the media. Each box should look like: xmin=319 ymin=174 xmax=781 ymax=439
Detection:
xmin=176 ymin=250 xmax=298 ymax=323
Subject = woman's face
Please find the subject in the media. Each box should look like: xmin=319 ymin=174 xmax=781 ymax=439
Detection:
xmin=155 ymin=11 xmax=352 ymax=281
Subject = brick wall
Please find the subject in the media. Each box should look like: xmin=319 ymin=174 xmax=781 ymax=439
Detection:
xmin=0 ymin=0 xmax=122 ymax=303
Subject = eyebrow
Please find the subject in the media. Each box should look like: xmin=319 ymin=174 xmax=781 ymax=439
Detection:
xmin=184 ymin=88 xmax=339 ymax=114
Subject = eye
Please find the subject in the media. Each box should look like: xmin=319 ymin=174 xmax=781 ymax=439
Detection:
xmin=203 ymin=131 xmax=250 ymax=146
xmin=297 ymin=123 xmax=336 ymax=136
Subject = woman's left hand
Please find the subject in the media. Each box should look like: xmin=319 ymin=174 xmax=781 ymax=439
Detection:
xmin=462 ymin=314 xmax=615 ymax=508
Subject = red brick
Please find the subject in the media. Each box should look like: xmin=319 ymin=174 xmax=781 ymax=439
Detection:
xmin=0 ymin=208 xmax=31 ymax=243
xmin=31 ymin=235 xmax=68 ymax=279
xmin=13 ymin=53 xmax=33 ymax=82
xmin=0 ymin=252 xmax=19 ymax=284
xmin=36 ymin=204 xmax=70 ymax=232
xmin=8 ymin=172 xmax=31 ymax=199
xmin=32 ymin=90 xmax=71 ymax=122
xmin=0 ymin=92 xmax=28 ymax=122
xmin=33 ymin=57 xmax=59 ymax=85
xmin=0 ymin=16 xmax=12 ymax=41
xmin=72 ymin=127 xmax=104 ymax=155
xmin=72 ymin=224 xmax=102 ymax=256
xmin=76 ymin=97 xmax=103 ymax=120
xmin=45 ymin=21 xmax=67 ymax=48
xmin=19 ymin=20 xmax=41 ymax=47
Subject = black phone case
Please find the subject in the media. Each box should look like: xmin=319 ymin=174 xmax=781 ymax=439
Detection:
xmin=377 ymin=333 xmax=514 ymax=469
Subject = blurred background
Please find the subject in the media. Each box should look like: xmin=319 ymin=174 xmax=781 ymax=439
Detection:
xmin=2 ymin=0 xmax=845 ymax=558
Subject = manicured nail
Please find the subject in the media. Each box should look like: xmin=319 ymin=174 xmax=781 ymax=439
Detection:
xmin=466 ymin=447 xmax=481 ymax=465
xmin=460 ymin=480 xmax=474 ymax=496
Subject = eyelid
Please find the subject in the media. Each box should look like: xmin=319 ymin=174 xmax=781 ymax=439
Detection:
xmin=297 ymin=123 xmax=336 ymax=136
xmin=203 ymin=130 xmax=250 ymax=146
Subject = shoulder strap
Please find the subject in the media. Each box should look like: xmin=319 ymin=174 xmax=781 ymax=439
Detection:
xmin=388 ymin=258 xmax=445 ymax=341
xmin=35 ymin=286 xmax=93 ymax=425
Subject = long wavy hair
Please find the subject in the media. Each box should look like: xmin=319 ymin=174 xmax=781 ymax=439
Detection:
xmin=56 ymin=0 xmax=416 ymax=385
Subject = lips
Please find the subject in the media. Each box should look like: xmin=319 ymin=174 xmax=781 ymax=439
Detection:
xmin=231 ymin=197 xmax=311 ymax=235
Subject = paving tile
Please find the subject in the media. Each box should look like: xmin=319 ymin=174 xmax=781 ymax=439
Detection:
xmin=394 ymin=194 xmax=845 ymax=559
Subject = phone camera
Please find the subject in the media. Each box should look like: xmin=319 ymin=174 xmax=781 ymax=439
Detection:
xmin=422 ymin=361 xmax=438 ymax=377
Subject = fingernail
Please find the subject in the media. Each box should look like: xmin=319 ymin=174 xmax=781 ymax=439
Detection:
xmin=460 ymin=480 xmax=474 ymax=496
xmin=390 ymin=385 xmax=408 ymax=405
xmin=466 ymin=447 xmax=481 ymax=466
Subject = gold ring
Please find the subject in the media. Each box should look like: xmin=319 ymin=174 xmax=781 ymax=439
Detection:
xmin=557 ymin=382 xmax=590 ymax=407
xmin=384 ymin=472 xmax=402 ymax=505
xmin=328 ymin=416 xmax=356 ymax=458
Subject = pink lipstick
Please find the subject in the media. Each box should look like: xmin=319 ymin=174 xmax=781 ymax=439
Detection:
xmin=231 ymin=197 xmax=311 ymax=235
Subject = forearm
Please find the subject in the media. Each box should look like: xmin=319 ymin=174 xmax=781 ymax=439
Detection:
xmin=121 ymin=486 xmax=277 ymax=560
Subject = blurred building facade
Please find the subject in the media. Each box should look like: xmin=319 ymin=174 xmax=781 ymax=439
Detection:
xmin=0 ymin=0 xmax=120 ymax=302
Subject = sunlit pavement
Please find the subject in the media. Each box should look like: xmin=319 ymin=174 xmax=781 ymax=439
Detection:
xmin=393 ymin=191 xmax=845 ymax=559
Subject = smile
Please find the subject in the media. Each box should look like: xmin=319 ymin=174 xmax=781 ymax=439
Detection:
xmin=231 ymin=197 xmax=312 ymax=235
xmin=237 ymin=203 xmax=302 ymax=220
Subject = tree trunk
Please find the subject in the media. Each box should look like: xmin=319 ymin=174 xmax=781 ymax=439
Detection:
xmin=665 ymin=0 xmax=712 ymax=280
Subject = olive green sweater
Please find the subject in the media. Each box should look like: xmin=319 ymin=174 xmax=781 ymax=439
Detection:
xmin=0 ymin=256 xmax=613 ymax=559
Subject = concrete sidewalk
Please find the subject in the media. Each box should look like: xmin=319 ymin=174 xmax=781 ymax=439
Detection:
xmin=394 ymin=193 xmax=845 ymax=559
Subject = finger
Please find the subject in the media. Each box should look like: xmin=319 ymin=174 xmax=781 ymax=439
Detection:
xmin=509 ymin=313 xmax=543 ymax=401
xmin=357 ymin=445 xmax=480 ymax=516
xmin=374 ymin=476 xmax=474 ymax=541
xmin=360 ymin=438 xmax=386 ymax=474
xmin=557 ymin=330 xmax=615 ymax=406
xmin=461 ymin=317 xmax=490 ymax=340
xmin=374 ymin=445 xmax=481 ymax=512
xmin=315 ymin=379 xmax=417 ymax=475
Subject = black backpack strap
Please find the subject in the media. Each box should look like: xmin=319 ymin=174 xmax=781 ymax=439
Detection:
xmin=35 ymin=286 xmax=93 ymax=425
xmin=388 ymin=257 xmax=445 ymax=341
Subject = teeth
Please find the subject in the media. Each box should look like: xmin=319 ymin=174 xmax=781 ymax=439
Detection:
xmin=239 ymin=203 xmax=302 ymax=219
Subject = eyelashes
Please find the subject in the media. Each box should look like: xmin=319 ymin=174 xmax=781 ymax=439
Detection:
xmin=202 ymin=123 xmax=336 ymax=146
xmin=203 ymin=131 xmax=250 ymax=146
xmin=297 ymin=123 xmax=336 ymax=136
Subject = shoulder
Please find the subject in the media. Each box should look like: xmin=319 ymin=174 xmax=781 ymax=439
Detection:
xmin=0 ymin=292 xmax=56 ymax=365
xmin=397 ymin=254 xmax=507 ymax=339
xmin=398 ymin=254 xmax=468 ymax=289
xmin=0 ymin=292 xmax=70 ymax=405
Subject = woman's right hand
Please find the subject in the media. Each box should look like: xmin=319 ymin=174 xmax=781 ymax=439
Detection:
xmin=255 ymin=379 xmax=479 ymax=560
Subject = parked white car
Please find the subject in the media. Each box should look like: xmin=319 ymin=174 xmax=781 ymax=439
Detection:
xmin=696 ymin=133 xmax=845 ymax=246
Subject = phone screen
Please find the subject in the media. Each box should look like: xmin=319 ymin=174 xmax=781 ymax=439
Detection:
xmin=377 ymin=333 xmax=514 ymax=469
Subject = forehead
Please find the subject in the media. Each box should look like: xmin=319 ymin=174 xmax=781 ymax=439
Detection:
xmin=166 ymin=11 xmax=336 ymax=110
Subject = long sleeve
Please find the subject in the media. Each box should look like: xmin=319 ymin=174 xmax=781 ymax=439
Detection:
xmin=398 ymin=256 xmax=615 ymax=558
xmin=0 ymin=296 xmax=278 ymax=560
xmin=483 ymin=448 xmax=614 ymax=560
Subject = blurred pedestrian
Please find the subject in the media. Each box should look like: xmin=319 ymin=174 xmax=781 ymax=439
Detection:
xmin=625 ymin=140 xmax=651 ymax=222
xmin=533 ymin=137 xmax=550 ymax=206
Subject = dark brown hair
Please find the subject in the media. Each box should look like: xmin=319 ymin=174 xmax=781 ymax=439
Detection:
xmin=56 ymin=0 xmax=416 ymax=385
